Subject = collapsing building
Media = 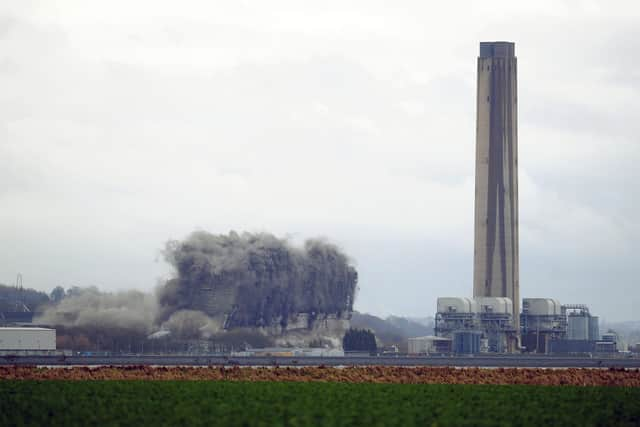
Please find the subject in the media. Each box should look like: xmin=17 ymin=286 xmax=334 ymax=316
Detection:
xmin=157 ymin=231 xmax=358 ymax=348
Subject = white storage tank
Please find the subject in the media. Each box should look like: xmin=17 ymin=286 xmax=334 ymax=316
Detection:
xmin=588 ymin=316 xmax=599 ymax=341
xmin=0 ymin=327 xmax=56 ymax=350
xmin=437 ymin=297 xmax=478 ymax=314
xmin=524 ymin=298 xmax=561 ymax=316
xmin=475 ymin=297 xmax=513 ymax=315
xmin=568 ymin=314 xmax=589 ymax=340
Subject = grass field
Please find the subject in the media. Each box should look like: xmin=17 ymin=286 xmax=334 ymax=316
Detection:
xmin=1 ymin=381 xmax=639 ymax=426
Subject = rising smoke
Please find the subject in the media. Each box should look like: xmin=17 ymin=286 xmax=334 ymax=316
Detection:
xmin=158 ymin=231 xmax=358 ymax=328
xmin=35 ymin=287 xmax=158 ymax=351
xmin=36 ymin=231 xmax=358 ymax=348
xmin=161 ymin=309 xmax=221 ymax=340
xmin=36 ymin=286 xmax=157 ymax=335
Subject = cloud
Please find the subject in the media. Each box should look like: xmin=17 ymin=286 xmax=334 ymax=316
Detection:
xmin=0 ymin=0 xmax=638 ymax=320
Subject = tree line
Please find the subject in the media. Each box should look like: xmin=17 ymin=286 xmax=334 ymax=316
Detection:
xmin=342 ymin=328 xmax=377 ymax=353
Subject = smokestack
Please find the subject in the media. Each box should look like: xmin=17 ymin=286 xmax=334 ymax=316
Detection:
xmin=472 ymin=42 xmax=520 ymax=334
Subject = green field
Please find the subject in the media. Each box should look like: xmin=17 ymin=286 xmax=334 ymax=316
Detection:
xmin=1 ymin=381 xmax=639 ymax=426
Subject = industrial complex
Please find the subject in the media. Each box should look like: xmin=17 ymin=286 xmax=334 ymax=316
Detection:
xmin=428 ymin=42 xmax=614 ymax=355
xmin=0 ymin=42 xmax=629 ymax=361
xmin=427 ymin=296 xmax=611 ymax=355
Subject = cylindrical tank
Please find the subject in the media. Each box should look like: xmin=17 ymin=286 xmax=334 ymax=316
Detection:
xmin=475 ymin=297 xmax=513 ymax=315
xmin=437 ymin=297 xmax=478 ymax=314
xmin=524 ymin=298 xmax=561 ymax=316
xmin=588 ymin=316 xmax=599 ymax=341
xmin=453 ymin=331 xmax=482 ymax=354
xmin=568 ymin=314 xmax=589 ymax=340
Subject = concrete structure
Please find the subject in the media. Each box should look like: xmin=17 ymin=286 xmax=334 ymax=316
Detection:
xmin=407 ymin=336 xmax=452 ymax=355
xmin=0 ymin=327 xmax=56 ymax=351
xmin=473 ymin=41 xmax=520 ymax=334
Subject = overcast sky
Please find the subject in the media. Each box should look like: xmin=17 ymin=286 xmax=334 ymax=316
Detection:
xmin=1 ymin=1 xmax=638 ymax=321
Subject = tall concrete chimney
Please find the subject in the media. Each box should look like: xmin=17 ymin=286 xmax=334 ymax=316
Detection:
xmin=473 ymin=41 xmax=519 ymax=334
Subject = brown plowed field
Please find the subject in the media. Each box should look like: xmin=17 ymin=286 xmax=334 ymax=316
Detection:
xmin=2 ymin=366 xmax=640 ymax=386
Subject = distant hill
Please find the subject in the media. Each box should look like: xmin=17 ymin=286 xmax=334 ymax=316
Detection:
xmin=386 ymin=316 xmax=435 ymax=339
xmin=406 ymin=317 xmax=434 ymax=328
xmin=350 ymin=312 xmax=434 ymax=350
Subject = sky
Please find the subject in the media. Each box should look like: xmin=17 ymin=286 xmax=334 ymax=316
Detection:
xmin=1 ymin=0 xmax=638 ymax=321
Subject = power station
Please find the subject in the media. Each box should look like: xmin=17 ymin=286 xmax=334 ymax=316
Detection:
xmin=0 ymin=40 xmax=624 ymax=360
xmin=433 ymin=42 xmax=608 ymax=354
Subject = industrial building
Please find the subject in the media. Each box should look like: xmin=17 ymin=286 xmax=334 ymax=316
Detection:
xmin=431 ymin=42 xmax=614 ymax=356
xmin=521 ymin=300 xmax=606 ymax=354
xmin=567 ymin=306 xmax=599 ymax=341
xmin=407 ymin=336 xmax=452 ymax=355
xmin=519 ymin=298 xmax=565 ymax=353
xmin=596 ymin=331 xmax=619 ymax=353
xmin=0 ymin=327 xmax=56 ymax=354
xmin=435 ymin=297 xmax=517 ymax=353
xmin=434 ymin=296 xmax=608 ymax=354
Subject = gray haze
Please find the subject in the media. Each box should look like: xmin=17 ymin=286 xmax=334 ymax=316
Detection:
xmin=35 ymin=287 xmax=157 ymax=336
xmin=1 ymin=1 xmax=639 ymax=321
